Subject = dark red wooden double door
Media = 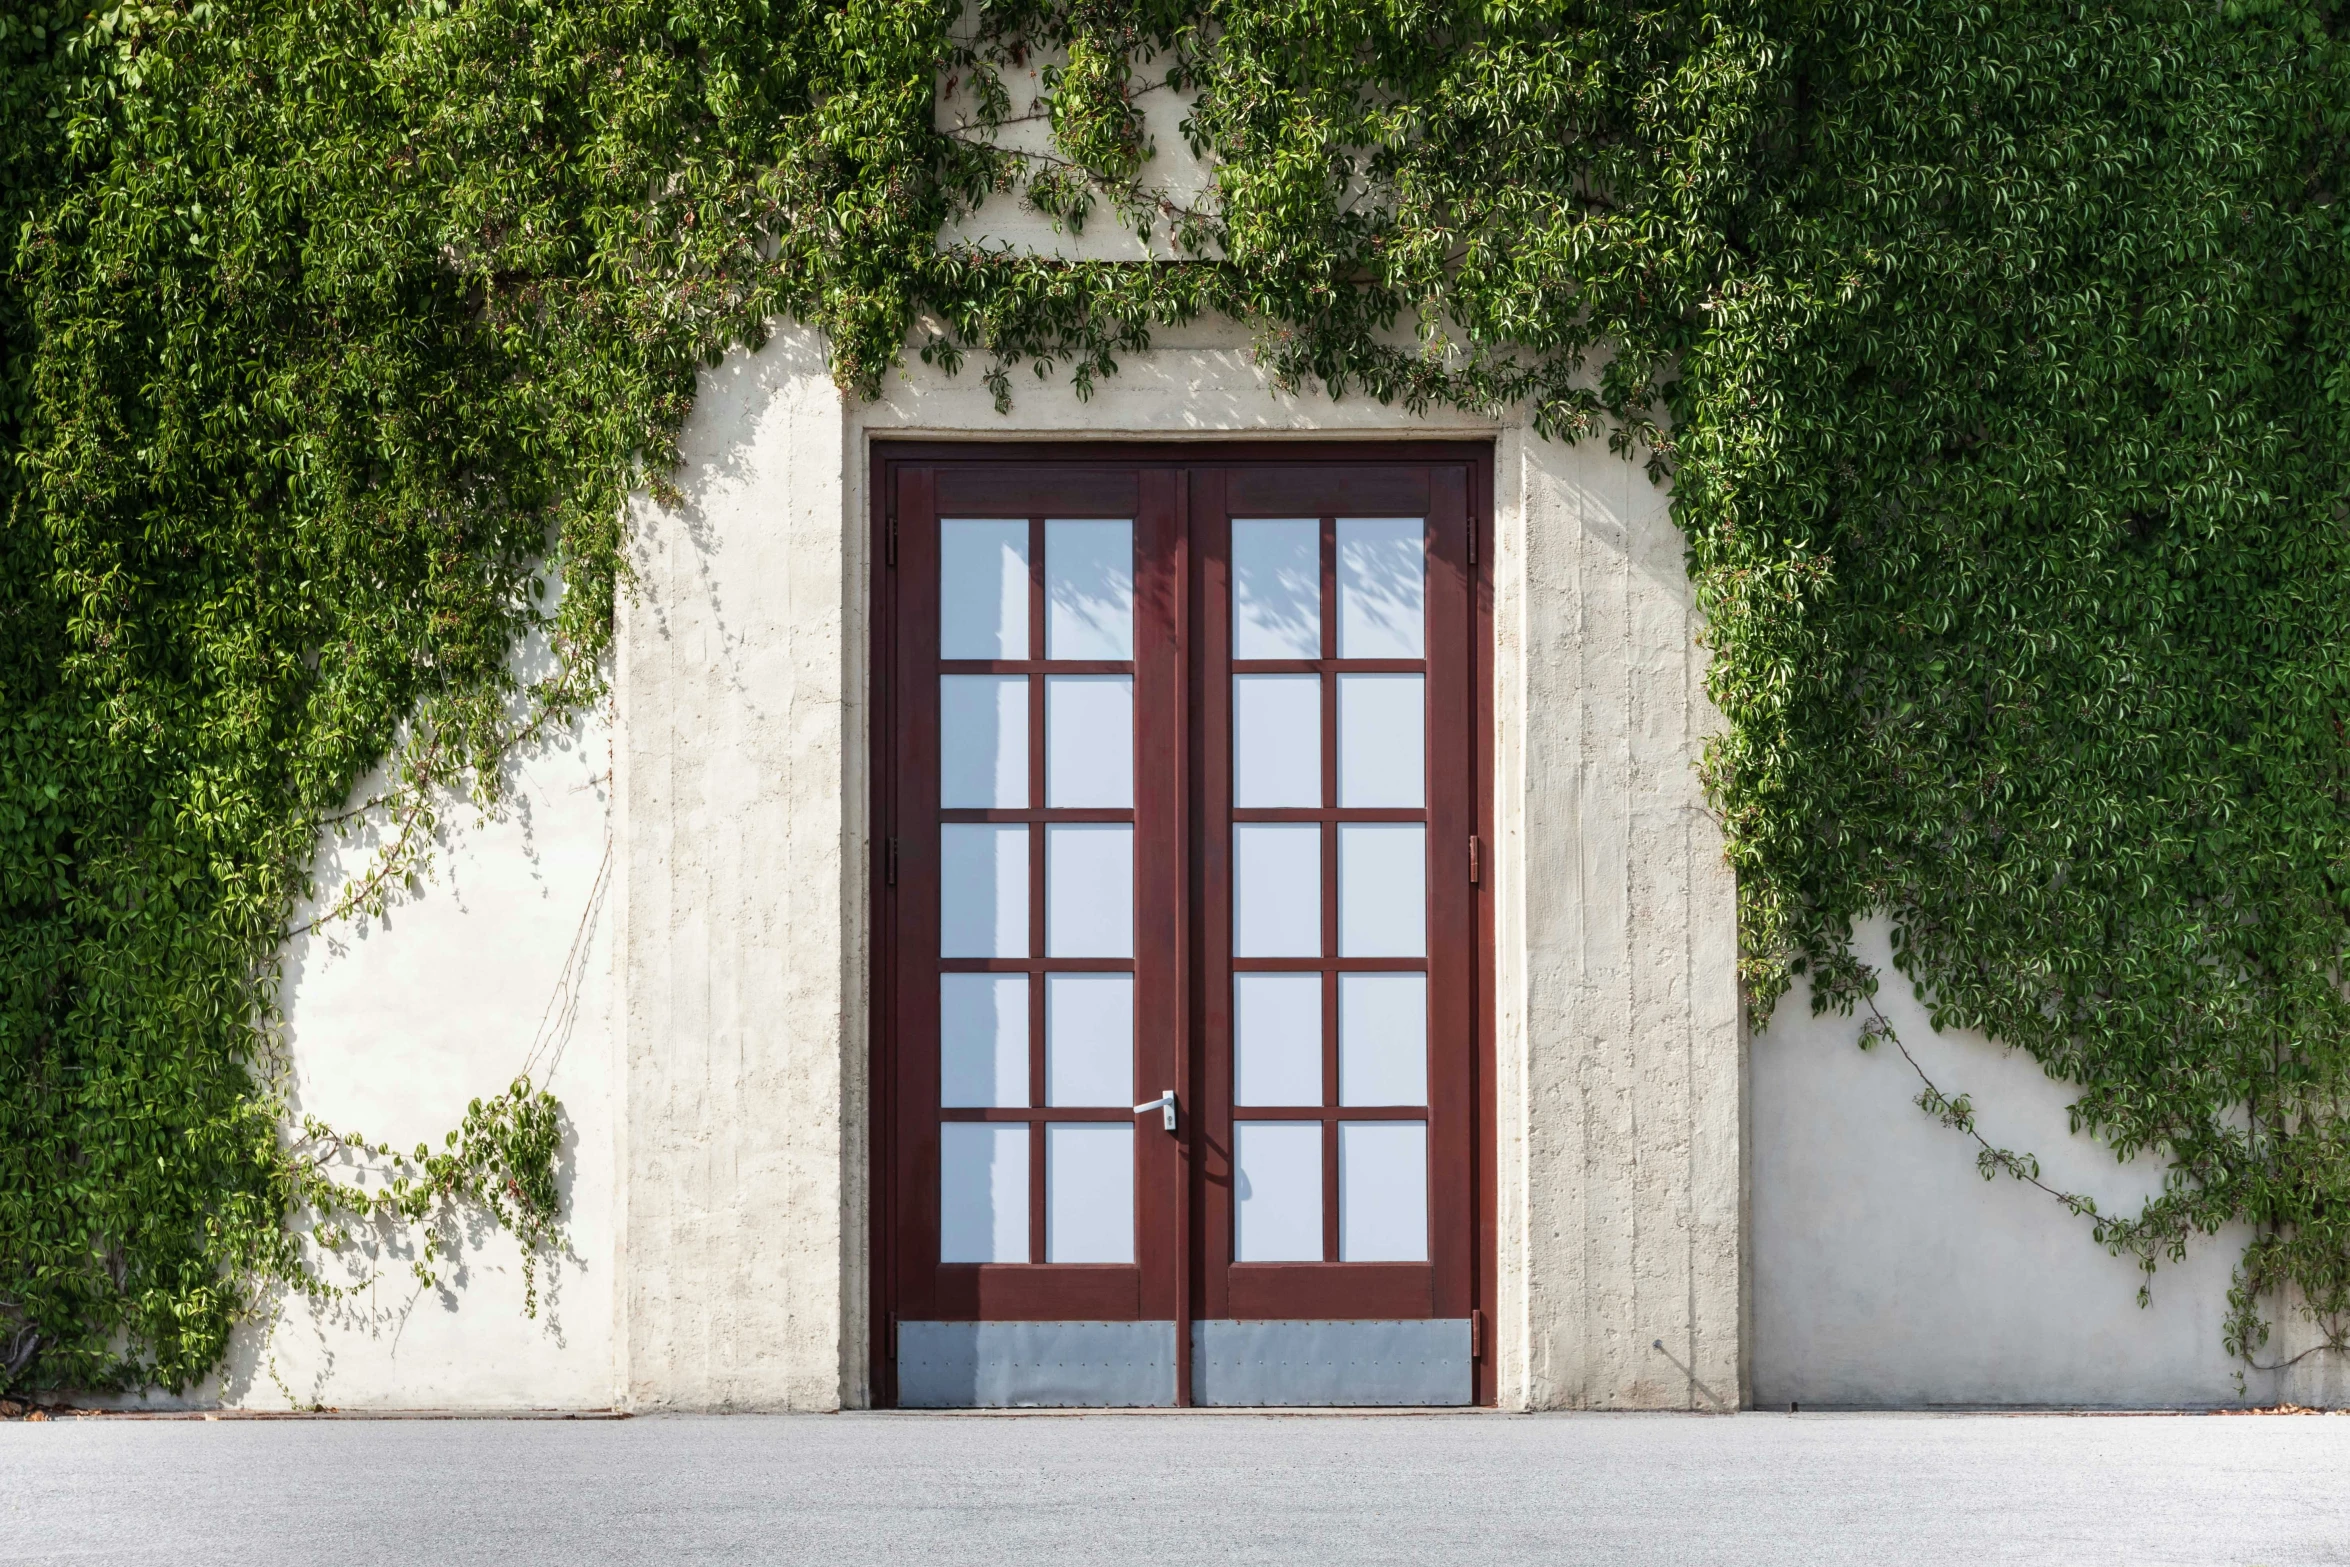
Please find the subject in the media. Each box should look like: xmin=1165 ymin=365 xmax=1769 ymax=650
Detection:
xmin=873 ymin=444 xmax=1492 ymax=1407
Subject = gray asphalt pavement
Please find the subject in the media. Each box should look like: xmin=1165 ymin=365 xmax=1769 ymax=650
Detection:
xmin=4 ymin=1410 xmax=2346 ymax=1566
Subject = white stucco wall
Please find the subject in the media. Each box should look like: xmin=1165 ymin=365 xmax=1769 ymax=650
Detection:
xmin=1753 ymin=915 xmax=2349 ymax=1409
xmin=211 ymin=705 xmax=620 ymax=1411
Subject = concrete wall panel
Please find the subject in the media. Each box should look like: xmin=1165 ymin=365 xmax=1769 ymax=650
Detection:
xmin=1496 ymin=430 xmax=1740 ymax=1411
xmin=616 ymin=332 xmax=865 ymax=1410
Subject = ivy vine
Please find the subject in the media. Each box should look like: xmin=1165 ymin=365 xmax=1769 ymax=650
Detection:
xmin=4 ymin=0 xmax=2347 ymax=1395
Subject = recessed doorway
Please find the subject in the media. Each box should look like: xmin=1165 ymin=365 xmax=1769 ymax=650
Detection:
xmin=870 ymin=443 xmax=1494 ymax=1407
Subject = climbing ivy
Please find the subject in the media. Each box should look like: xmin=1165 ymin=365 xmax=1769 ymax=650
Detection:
xmin=4 ymin=0 xmax=2348 ymax=1393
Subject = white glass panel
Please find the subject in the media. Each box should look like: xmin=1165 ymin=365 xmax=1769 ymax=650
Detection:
xmin=1235 ymin=974 xmax=1322 ymax=1107
xmin=1232 ymin=518 xmax=1320 ymax=658
xmin=1339 ymin=974 xmax=1426 ymax=1106
xmin=1337 ymin=673 xmax=1424 ymax=808
xmin=1235 ymin=1121 xmax=1323 ymax=1262
xmin=940 ymin=519 xmax=1029 ymax=660
xmin=941 ymin=973 xmax=1028 ymax=1108
xmin=940 ymin=675 xmax=1027 ymax=809
xmin=1045 ymin=519 xmax=1134 ymax=660
xmin=1338 ymin=823 xmax=1425 ymax=958
xmin=940 ymin=1123 xmax=1028 ymax=1263
xmin=940 ymin=824 xmax=1029 ymax=958
xmin=1047 ymin=1123 xmax=1134 ymax=1263
xmin=1233 ymin=824 xmax=1321 ymax=957
xmin=1046 ymin=676 xmax=1133 ymax=808
xmin=1337 ymin=518 xmax=1424 ymax=658
xmin=1234 ymin=674 xmax=1321 ymax=808
xmin=1046 ymin=824 xmax=1134 ymax=958
xmin=1339 ymin=1121 xmax=1428 ymax=1262
xmin=1047 ymin=973 xmax=1133 ymax=1108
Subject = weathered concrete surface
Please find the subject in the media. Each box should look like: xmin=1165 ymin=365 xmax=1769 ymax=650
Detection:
xmin=8 ymin=1412 xmax=2346 ymax=1567
xmin=1491 ymin=430 xmax=1741 ymax=1411
xmin=616 ymin=330 xmax=868 ymax=1411
xmin=1753 ymin=916 xmax=2350 ymax=1410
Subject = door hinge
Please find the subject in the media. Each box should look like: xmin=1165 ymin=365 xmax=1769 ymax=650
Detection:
xmin=1471 ymin=1308 xmax=1485 ymax=1358
xmin=1469 ymin=834 xmax=1481 ymax=885
xmin=885 ymin=500 xmax=897 ymax=568
xmin=1467 ymin=523 xmax=1477 ymax=567
xmin=886 ymin=835 xmax=899 ymax=886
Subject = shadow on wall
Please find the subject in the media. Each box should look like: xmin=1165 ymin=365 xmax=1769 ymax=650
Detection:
xmin=241 ymin=675 xmax=618 ymax=1413
xmin=1750 ymin=913 xmax=2287 ymax=1410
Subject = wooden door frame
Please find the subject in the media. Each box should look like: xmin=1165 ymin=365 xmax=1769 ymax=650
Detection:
xmin=868 ymin=440 xmax=1496 ymax=1408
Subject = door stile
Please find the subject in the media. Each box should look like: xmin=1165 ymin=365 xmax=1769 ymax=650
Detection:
xmin=1468 ymin=455 xmax=1498 ymax=1406
xmin=1134 ymin=471 xmax=1186 ymax=1330
xmin=1166 ymin=466 xmax=1195 ymax=1405
xmin=1424 ymin=465 xmax=1475 ymax=1321
xmin=871 ymin=455 xmax=912 ymax=1406
xmin=890 ymin=467 xmax=943 ymax=1323
xmin=1190 ymin=472 xmax=1236 ymax=1326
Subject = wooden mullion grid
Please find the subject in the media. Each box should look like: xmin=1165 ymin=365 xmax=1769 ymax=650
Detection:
xmin=1232 ymin=956 xmax=1430 ymax=972
xmin=1233 ymin=1106 xmax=1426 ymax=1121
xmin=1231 ymin=809 xmax=1429 ymax=824
xmin=1027 ymin=514 xmax=1048 ymax=1263
xmin=941 ymin=659 xmax=1133 ymax=675
xmin=944 ymin=1107 xmax=1136 ymax=1122
xmin=1318 ymin=513 xmax=1340 ymax=1264
xmin=1230 ymin=659 xmax=1423 ymax=675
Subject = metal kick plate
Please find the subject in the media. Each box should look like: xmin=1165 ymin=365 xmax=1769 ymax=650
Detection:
xmin=1191 ymin=1318 xmax=1473 ymax=1406
xmin=896 ymin=1320 xmax=1178 ymax=1408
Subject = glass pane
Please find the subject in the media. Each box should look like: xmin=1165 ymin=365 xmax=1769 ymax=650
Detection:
xmin=1234 ymin=1121 xmax=1323 ymax=1262
xmin=940 ymin=1123 xmax=1029 ymax=1263
xmin=1235 ymin=974 xmax=1322 ymax=1107
xmin=1047 ymin=1123 xmax=1134 ymax=1263
xmin=1234 ymin=675 xmax=1321 ymax=808
xmin=1046 ymin=676 xmax=1133 ymax=808
xmin=940 ymin=675 xmax=1027 ymax=809
xmin=940 ymin=519 xmax=1029 ymax=660
xmin=1338 ymin=823 xmax=1425 ymax=957
xmin=1233 ymin=824 xmax=1322 ymax=957
xmin=1046 ymin=824 xmax=1134 ymax=958
xmin=940 ymin=824 xmax=1029 ymax=958
xmin=1047 ymin=973 xmax=1133 ymax=1107
xmin=1339 ymin=974 xmax=1426 ymax=1106
xmin=1339 ymin=1121 xmax=1428 ymax=1262
xmin=1337 ymin=673 xmax=1423 ymax=808
xmin=1337 ymin=518 xmax=1424 ymax=658
xmin=1045 ymin=519 xmax=1134 ymax=660
xmin=1232 ymin=518 xmax=1320 ymax=658
xmin=941 ymin=973 xmax=1028 ymax=1108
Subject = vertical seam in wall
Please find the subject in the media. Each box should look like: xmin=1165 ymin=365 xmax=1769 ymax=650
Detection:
xmin=1498 ymin=426 xmax=1531 ymax=1412
xmin=610 ymin=528 xmax=633 ymax=1410
xmin=1622 ymin=471 xmax=1641 ymax=1410
xmin=841 ymin=414 xmax=871 ymax=1409
xmin=1681 ymin=524 xmax=1699 ymax=1409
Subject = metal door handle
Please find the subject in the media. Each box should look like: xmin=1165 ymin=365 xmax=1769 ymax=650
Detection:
xmin=1133 ymin=1090 xmax=1177 ymax=1133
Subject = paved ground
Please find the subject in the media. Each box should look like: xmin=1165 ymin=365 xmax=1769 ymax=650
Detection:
xmin=5 ymin=1410 xmax=2347 ymax=1566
